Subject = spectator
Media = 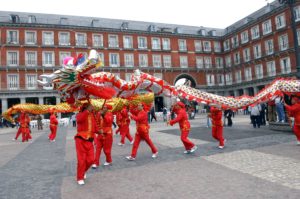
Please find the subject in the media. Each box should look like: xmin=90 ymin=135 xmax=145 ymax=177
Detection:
xmin=250 ymin=104 xmax=261 ymax=128
xmin=162 ymin=106 xmax=168 ymax=122
xmin=275 ymin=95 xmax=285 ymax=123
xmin=150 ymin=106 xmax=157 ymax=122
xmin=224 ymin=109 xmax=233 ymax=127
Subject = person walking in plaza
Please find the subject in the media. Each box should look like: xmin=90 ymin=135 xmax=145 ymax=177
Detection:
xmin=92 ymin=104 xmax=114 ymax=168
xmin=150 ymin=106 xmax=157 ymax=122
xmin=250 ymin=104 xmax=261 ymax=128
xmin=224 ymin=109 xmax=233 ymax=127
xmin=37 ymin=114 xmax=43 ymax=130
xmin=48 ymin=111 xmax=58 ymax=142
xmin=168 ymin=101 xmax=197 ymax=154
xmin=75 ymin=102 xmax=97 ymax=185
xmin=117 ymin=106 xmax=133 ymax=146
xmin=275 ymin=94 xmax=286 ymax=122
xmin=162 ymin=106 xmax=168 ymax=122
xmin=209 ymin=105 xmax=226 ymax=149
xmin=284 ymin=95 xmax=300 ymax=145
xmin=71 ymin=113 xmax=76 ymax=127
xmin=126 ymin=103 xmax=158 ymax=161
xmin=205 ymin=105 xmax=211 ymax=128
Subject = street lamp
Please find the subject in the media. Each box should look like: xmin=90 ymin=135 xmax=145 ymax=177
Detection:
xmin=278 ymin=0 xmax=300 ymax=78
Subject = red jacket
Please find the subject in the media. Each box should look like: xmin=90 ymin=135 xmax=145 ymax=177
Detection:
xmin=169 ymin=108 xmax=190 ymax=132
xmin=210 ymin=106 xmax=223 ymax=126
xmin=76 ymin=110 xmax=97 ymax=140
xmin=131 ymin=110 xmax=149 ymax=134
xmin=285 ymin=103 xmax=300 ymax=126
xmin=50 ymin=114 xmax=58 ymax=126
xmin=101 ymin=112 xmax=114 ymax=134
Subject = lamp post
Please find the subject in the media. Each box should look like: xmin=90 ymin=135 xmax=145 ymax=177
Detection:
xmin=278 ymin=0 xmax=300 ymax=78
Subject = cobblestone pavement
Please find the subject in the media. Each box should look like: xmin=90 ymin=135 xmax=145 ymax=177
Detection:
xmin=0 ymin=114 xmax=300 ymax=199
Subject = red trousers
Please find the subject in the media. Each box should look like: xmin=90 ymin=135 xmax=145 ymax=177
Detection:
xmin=212 ymin=125 xmax=224 ymax=146
xmin=120 ymin=125 xmax=133 ymax=144
xmin=15 ymin=128 xmax=21 ymax=140
xmin=293 ymin=125 xmax=300 ymax=141
xmin=48 ymin=126 xmax=57 ymax=141
xmin=21 ymin=128 xmax=30 ymax=142
xmin=75 ymin=137 xmax=94 ymax=181
xmin=131 ymin=132 xmax=157 ymax=158
xmin=94 ymin=134 xmax=113 ymax=166
xmin=180 ymin=130 xmax=195 ymax=150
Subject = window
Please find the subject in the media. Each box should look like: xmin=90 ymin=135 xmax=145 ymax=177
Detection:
xmin=255 ymin=64 xmax=263 ymax=79
xmin=194 ymin=40 xmax=202 ymax=52
xmin=297 ymin=29 xmax=300 ymax=46
xmin=162 ymin=38 xmax=170 ymax=50
xmin=59 ymin=32 xmax=70 ymax=46
xmin=124 ymin=53 xmax=134 ymax=67
xmin=231 ymin=35 xmax=239 ymax=48
xmin=196 ymin=56 xmax=204 ymax=68
xmin=206 ymin=74 xmax=215 ymax=86
xmin=153 ymin=73 xmax=163 ymax=79
xmin=204 ymin=56 xmax=212 ymax=68
xmin=7 ymin=74 xmax=19 ymax=90
xmin=279 ymin=34 xmax=289 ymax=51
xmin=25 ymin=51 xmax=37 ymax=66
xmin=215 ymin=57 xmax=223 ymax=68
xmin=234 ymin=52 xmax=240 ymax=65
xmin=109 ymin=53 xmax=120 ymax=67
xmin=42 ymin=51 xmax=55 ymax=67
xmin=262 ymin=20 xmax=272 ymax=35
xmin=163 ymin=55 xmax=171 ymax=68
xmin=123 ymin=36 xmax=133 ymax=49
xmin=225 ymin=73 xmax=232 ymax=85
xmin=241 ymin=30 xmax=249 ymax=44
xmin=265 ymin=39 xmax=274 ymax=55
xmin=25 ymin=31 xmax=36 ymax=44
xmin=267 ymin=61 xmax=276 ymax=77
xmin=108 ymin=35 xmax=119 ymax=48
xmin=138 ymin=37 xmax=147 ymax=49
xmin=243 ymin=48 xmax=251 ymax=62
xmin=223 ymin=39 xmax=230 ymax=51
xmin=244 ymin=67 xmax=252 ymax=81
xmin=180 ymin=56 xmax=188 ymax=68
xmin=59 ymin=52 xmax=71 ymax=65
xmin=225 ymin=55 xmax=232 ymax=67
xmin=125 ymin=73 xmax=132 ymax=82
xmin=151 ymin=38 xmax=161 ymax=50
xmin=92 ymin=34 xmax=103 ymax=48
xmin=178 ymin=39 xmax=187 ymax=51
xmin=7 ymin=51 xmax=18 ymax=66
xmin=280 ymin=57 xmax=291 ymax=74
xmin=139 ymin=54 xmax=148 ymax=67
xmin=152 ymin=55 xmax=161 ymax=67
xmin=214 ymin=41 xmax=221 ymax=52
xmin=253 ymin=44 xmax=261 ymax=59
xmin=7 ymin=30 xmax=19 ymax=44
xmin=217 ymin=74 xmax=224 ymax=86
xmin=203 ymin=41 xmax=211 ymax=52
xmin=295 ymin=6 xmax=300 ymax=22
xmin=42 ymin=31 xmax=54 ymax=45
xmin=235 ymin=70 xmax=242 ymax=83
xmin=98 ymin=52 xmax=104 ymax=65
xmin=76 ymin=33 xmax=87 ymax=46
xmin=276 ymin=13 xmax=286 ymax=29
xmin=251 ymin=25 xmax=260 ymax=40
xmin=26 ymin=74 xmax=37 ymax=89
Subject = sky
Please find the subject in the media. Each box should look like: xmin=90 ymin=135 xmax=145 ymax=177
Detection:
xmin=0 ymin=0 xmax=272 ymax=29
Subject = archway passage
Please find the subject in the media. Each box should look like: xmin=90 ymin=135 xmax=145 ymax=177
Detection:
xmin=174 ymin=74 xmax=196 ymax=88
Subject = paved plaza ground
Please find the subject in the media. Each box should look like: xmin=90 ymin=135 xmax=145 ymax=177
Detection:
xmin=0 ymin=114 xmax=300 ymax=199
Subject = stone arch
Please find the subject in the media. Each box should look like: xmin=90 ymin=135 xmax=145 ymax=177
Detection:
xmin=173 ymin=73 xmax=197 ymax=88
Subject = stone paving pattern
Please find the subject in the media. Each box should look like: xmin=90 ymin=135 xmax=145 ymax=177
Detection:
xmin=0 ymin=114 xmax=300 ymax=199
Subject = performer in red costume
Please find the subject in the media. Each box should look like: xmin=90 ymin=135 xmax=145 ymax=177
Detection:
xmin=92 ymin=104 xmax=114 ymax=168
xmin=75 ymin=102 xmax=97 ymax=185
xmin=14 ymin=112 xmax=31 ymax=142
xmin=284 ymin=95 xmax=300 ymax=145
xmin=168 ymin=101 xmax=197 ymax=154
xmin=209 ymin=106 xmax=226 ymax=149
xmin=126 ymin=103 xmax=158 ymax=161
xmin=48 ymin=112 xmax=58 ymax=142
xmin=118 ymin=106 xmax=133 ymax=146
